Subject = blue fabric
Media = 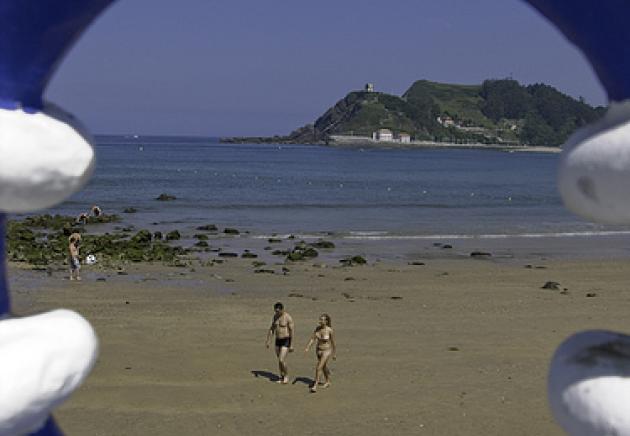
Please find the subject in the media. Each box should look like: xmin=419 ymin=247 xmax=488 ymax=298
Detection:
xmin=0 ymin=2 xmax=117 ymax=435
xmin=0 ymin=214 xmax=8 ymax=317
xmin=30 ymin=417 xmax=64 ymax=436
xmin=0 ymin=0 xmax=115 ymax=110
xmin=524 ymin=0 xmax=630 ymax=102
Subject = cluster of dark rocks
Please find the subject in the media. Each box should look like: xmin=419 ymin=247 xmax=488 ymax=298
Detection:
xmin=7 ymin=214 xmax=188 ymax=266
xmin=265 ymin=239 xmax=337 ymax=262
xmin=7 ymin=214 xmax=367 ymax=271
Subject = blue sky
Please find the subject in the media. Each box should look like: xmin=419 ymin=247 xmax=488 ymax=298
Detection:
xmin=45 ymin=0 xmax=606 ymax=137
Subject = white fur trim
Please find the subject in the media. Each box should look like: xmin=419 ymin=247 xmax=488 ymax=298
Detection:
xmin=559 ymin=101 xmax=630 ymax=223
xmin=0 ymin=105 xmax=94 ymax=212
xmin=0 ymin=310 xmax=98 ymax=435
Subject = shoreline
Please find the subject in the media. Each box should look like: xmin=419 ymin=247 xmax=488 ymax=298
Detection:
xmin=9 ymin=211 xmax=630 ymax=273
xmin=219 ymin=135 xmax=562 ymax=153
xmin=327 ymin=135 xmax=561 ymax=153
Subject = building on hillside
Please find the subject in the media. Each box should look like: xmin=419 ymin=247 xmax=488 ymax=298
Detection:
xmin=372 ymin=128 xmax=393 ymax=142
xmin=437 ymin=115 xmax=455 ymax=127
xmin=372 ymin=129 xmax=411 ymax=142
xmin=365 ymin=83 xmax=374 ymax=93
xmin=398 ymin=132 xmax=411 ymax=143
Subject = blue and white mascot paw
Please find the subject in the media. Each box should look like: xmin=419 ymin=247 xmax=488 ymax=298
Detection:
xmin=548 ymin=331 xmax=630 ymax=436
xmin=558 ymin=102 xmax=630 ymax=223
xmin=0 ymin=104 xmax=94 ymax=213
xmin=0 ymin=311 xmax=98 ymax=435
xmin=523 ymin=0 xmax=630 ymax=434
xmin=0 ymin=0 xmax=116 ymax=434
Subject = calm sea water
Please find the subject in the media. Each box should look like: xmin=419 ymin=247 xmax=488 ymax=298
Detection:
xmin=40 ymin=135 xmax=628 ymax=239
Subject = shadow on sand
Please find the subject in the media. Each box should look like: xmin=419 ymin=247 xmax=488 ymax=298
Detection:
xmin=251 ymin=370 xmax=314 ymax=387
xmin=292 ymin=376 xmax=313 ymax=386
xmin=251 ymin=370 xmax=280 ymax=382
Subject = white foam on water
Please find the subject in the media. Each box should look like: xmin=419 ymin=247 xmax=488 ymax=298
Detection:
xmin=343 ymin=230 xmax=630 ymax=240
xmin=252 ymin=233 xmax=330 ymax=240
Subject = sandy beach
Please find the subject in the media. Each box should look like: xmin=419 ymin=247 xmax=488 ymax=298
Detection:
xmin=9 ymin=236 xmax=630 ymax=435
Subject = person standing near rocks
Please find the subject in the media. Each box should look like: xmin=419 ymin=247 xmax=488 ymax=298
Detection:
xmin=75 ymin=212 xmax=88 ymax=224
xmin=265 ymin=302 xmax=294 ymax=384
xmin=90 ymin=205 xmax=101 ymax=217
xmin=68 ymin=233 xmax=82 ymax=281
xmin=304 ymin=313 xmax=336 ymax=393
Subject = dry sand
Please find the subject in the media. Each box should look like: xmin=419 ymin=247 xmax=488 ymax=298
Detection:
xmin=9 ymin=250 xmax=630 ymax=435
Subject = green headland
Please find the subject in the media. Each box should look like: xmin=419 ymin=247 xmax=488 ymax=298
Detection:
xmin=222 ymin=78 xmax=605 ymax=147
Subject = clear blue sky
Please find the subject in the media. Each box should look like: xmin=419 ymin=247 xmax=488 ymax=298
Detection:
xmin=45 ymin=0 xmax=607 ymax=137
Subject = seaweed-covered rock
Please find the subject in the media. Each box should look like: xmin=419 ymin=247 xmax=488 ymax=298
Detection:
xmin=218 ymin=252 xmax=238 ymax=258
xmin=156 ymin=193 xmax=177 ymax=201
xmin=6 ymin=217 xmax=190 ymax=265
xmin=542 ymin=281 xmax=561 ymax=290
xmin=194 ymin=240 xmax=209 ymax=247
xmin=153 ymin=231 xmax=163 ymax=241
xmin=165 ymin=230 xmax=181 ymax=241
xmin=22 ymin=214 xmax=76 ymax=230
xmin=311 ymin=240 xmax=335 ymax=249
xmin=131 ymin=230 xmax=152 ymax=245
xmin=340 ymin=255 xmax=367 ymax=266
xmin=196 ymin=224 xmax=218 ymax=231
xmin=470 ymin=251 xmax=492 ymax=257
xmin=286 ymin=242 xmax=319 ymax=261
xmin=224 ymin=228 xmax=240 ymax=235
xmin=123 ymin=207 xmax=137 ymax=213
xmin=286 ymin=252 xmax=304 ymax=261
xmin=7 ymin=223 xmax=36 ymax=242
xmin=86 ymin=214 xmax=121 ymax=224
xmin=194 ymin=234 xmax=209 ymax=241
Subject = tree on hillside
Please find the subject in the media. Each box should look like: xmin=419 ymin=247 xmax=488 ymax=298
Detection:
xmin=480 ymin=79 xmax=532 ymax=121
xmin=403 ymin=87 xmax=442 ymax=134
xmin=521 ymin=113 xmax=559 ymax=145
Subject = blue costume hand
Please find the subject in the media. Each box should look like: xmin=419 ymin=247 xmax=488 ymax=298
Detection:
xmin=0 ymin=1 xmax=115 ymax=434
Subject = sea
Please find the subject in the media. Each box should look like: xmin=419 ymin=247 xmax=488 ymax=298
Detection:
xmin=31 ymin=134 xmax=630 ymax=259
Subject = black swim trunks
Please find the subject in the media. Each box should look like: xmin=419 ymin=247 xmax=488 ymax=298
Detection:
xmin=275 ymin=337 xmax=291 ymax=348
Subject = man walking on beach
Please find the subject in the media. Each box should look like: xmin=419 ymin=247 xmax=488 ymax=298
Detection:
xmin=266 ymin=302 xmax=294 ymax=384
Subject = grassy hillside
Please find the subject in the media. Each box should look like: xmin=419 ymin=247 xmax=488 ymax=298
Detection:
xmin=290 ymin=79 xmax=605 ymax=146
xmin=403 ymin=80 xmax=493 ymax=128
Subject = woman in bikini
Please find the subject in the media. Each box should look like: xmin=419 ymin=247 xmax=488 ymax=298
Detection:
xmin=265 ymin=302 xmax=294 ymax=384
xmin=304 ymin=313 xmax=336 ymax=393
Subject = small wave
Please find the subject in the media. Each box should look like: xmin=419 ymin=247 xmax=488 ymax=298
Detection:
xmin=344 ymin=230 xmax=630 ymax=240
xmin=173 ymin=202 xmax=466 ymax=210
xmin=252 ymin=233 xmax=331 ymax=240
xmin=348 ymin=231 xmax=389 ymax=236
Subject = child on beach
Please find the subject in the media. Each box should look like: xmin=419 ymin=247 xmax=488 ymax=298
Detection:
xmin=265 ymin=302 xmax=294 ymax=384
xmin=304 ymin=313 xmax=336 ymax=393
xmin=68 ymin=233 xmax=81 ymax=281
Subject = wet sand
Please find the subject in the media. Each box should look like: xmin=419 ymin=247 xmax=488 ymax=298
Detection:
xmin=9 ymin=240 xmax=630 ymax=435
